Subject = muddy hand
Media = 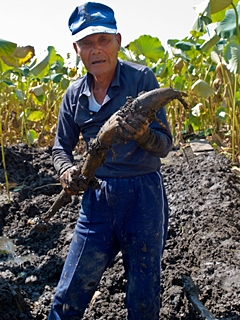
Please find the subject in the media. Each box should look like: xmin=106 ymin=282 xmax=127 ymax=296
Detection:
xmin=60 ymin=165 xmax=82 ymax=195
xmin=117 ymin=113 xmax=150 ymax=142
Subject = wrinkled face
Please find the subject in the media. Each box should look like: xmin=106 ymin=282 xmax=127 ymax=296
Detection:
xmin=74 ymin=33 xmax=121 ymax=78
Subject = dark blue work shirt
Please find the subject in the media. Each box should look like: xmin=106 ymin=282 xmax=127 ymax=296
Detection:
xmin=52 ymin=60 xmax=172 ymax=178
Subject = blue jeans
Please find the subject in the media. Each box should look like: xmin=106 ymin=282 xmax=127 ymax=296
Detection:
xmin=48 ymin=172 xmax=168 ymax=320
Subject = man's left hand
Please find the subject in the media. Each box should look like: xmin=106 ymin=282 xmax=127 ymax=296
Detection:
xmin=116 ymin=113 xmax=149 ymax=142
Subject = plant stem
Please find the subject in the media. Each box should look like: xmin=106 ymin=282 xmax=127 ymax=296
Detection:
xmin=0 ymin=116 xmax=11 ymax=202
xmin=231 ymin=74 xmax=237 ymax=162
xmin=231 ymin=2 xmax=240 ymax=43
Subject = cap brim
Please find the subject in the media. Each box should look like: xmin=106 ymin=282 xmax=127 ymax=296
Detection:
xmin=72 ymin=26 xmax=117 ymax=42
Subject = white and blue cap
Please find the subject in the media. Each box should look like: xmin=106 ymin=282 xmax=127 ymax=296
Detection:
xmin=68 ymin=2 xmax=118 ymax=42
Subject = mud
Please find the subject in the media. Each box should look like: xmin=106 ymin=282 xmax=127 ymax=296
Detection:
xmin=0 ymin=143 xmax=240 ymax=319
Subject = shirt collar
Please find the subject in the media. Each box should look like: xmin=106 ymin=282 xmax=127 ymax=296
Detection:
xmin=82 ymin=60 xmax=121 ymax=94
xmin=110 ymin=60 xmax=120 ymax=88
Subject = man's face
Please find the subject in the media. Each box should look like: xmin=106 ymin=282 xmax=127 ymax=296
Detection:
xmin=74 ymin=33 xmax=121 ymax=78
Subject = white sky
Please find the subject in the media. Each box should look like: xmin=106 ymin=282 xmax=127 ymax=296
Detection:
xmin=1 ymin=0 xmax=204 ymax=59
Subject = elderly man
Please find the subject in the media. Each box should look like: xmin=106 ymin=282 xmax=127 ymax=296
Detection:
xmin=48 ymin=2 xmax=172 ymax=319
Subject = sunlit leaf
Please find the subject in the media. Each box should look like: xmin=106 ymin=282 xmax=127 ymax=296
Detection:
xmin=27 ymin=111 xmax=44 ymax=122
xmin=210 ymin=0 xmax=236 ymax=14
xmin=236 ymin=90 xmax=240 ymax=101
xmin=193 ymin=0 xmax=212 ymax=25
xmin=12 ymin=46 xmax=35 ymax=64
xmin=227 ymin=43 xmax=240 ymax=73
xmin=50 ymin=61 xmax=65 ymax=73
xmin=30 ymin=46 xmax=64 ymax=79
xmin=29 ymin=85 xmax=44 ymax=96
xmin=29 ymin=85 xmax=46 ymax=103
xmin=216 ymin=106 xmax=228 ymax=120
xmin=211 ymin=11 xmax=227 ymax=23
xmin=173 ymin=75 xmax=185 ymax=91
xmin=127 ymin=35 xmax=165 ymax=63
xmin=42 ymin=73 xmax=63 ymax=83
xmin=191 ymin=103 xmax=204 ymax=117
xmin=193 ymin=0 xmax=238 ymax=25
xmin=215 ymin=5 xmax=240 ymax=38
xmin=184 ymin=117 xmax=200 ymax=132
xmin=167 ymin=42 xmax=191 ymax=62
xmin=119 ymin=47 xmax=135 ymax=61
xmin=155 ymin=63 xmax=167 ymax=77
xmin=210 ymin=51 xmax=221 ymax=64
xmin=215 ymin=39 xmax=228 ymax=53
xmin=200 ymin=34 xmax=221 ymax=52
xmin=191 ymin=79 xmax=215 ymax=97
xmin=0 ymin=42 xmax=35 ymax=67
xmin=192 ymin=16 xmax=207 ymax=32
xmin=0 ymin=38 xmax=17 ymax=56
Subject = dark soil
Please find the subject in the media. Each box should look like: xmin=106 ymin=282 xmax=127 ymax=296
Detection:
xmin=0 ymin=143 xmax=240 ymax=320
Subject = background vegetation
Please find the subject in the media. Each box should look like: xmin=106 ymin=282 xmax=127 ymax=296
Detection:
xmin=0 ymin=0 xmax=240 ymax=164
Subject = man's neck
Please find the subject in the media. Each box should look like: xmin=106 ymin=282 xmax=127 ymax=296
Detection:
xmin=92 ymin=75 xmax=113 ymax=104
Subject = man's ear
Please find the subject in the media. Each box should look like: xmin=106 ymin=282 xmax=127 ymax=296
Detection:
xmin=73 ymin=42 xmax=82 ymax=58
xmin=73 ymin=42 xmax=78 ymax=53
xmin=116 ymin=33 xmax=122 ymax=50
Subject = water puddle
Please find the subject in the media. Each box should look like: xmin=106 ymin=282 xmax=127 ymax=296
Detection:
xmin=0 ymin=236 xmax=37 ymax=264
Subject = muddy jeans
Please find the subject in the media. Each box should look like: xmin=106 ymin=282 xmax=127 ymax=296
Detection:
xmin=48 ymin=172 xmax=168 ymax=320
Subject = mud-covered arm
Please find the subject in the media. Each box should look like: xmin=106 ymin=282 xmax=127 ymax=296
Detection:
xmin=135 ymin=100 xmax=172 ymax=157
xmin=119 ymin=104 xmax=172 ymax=158
xmin=135 ymin=127 xmax=172 ymax=158
xmin=52 ymin=149 xmax=75 ymax=177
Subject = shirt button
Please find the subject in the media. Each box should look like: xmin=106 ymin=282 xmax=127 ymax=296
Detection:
xmin=90 ymin=112 xmax=93 ymax=115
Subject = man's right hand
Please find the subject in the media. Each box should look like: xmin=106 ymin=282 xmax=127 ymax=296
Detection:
xmin=60 ymin=165 xmax=82 ymax=195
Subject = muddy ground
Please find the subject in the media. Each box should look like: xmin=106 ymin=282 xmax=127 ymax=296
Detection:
xmin=0 ymin=143 xmax=240 ymax=320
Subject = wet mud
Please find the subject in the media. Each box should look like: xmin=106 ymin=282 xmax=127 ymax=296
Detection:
xmin=0 ymin=144 xmax=240 ymax=319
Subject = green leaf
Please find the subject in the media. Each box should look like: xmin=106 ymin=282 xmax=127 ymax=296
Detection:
xmin=15 ymin=89 xmax=24 ymax=101
xmin=192 ymin=16 xmax=207 ymax=33
xmin=61 ymin=78 xmax=70 ymax=90
xmin=0 ymin=39 xmax=17 ymax=71
xmin=215 ymin=5 xmax=240 ymax=38
xmin=170 ymin=50 xmax=190 ymax=63
xmin=29 ymin=85 xmax=44 ymax=96
xmin=127 ymin=35 xmax=165 ymax=63
xmin=26 ymin=129 xmax=38 ymax=145
xmin=216 ymin=106 xmax=228 ymax=120
xmin=193 ymin=0 xmax=237 ymax=25
xmin=0 ymin=38 xmax=17 ymax=56
xmin=191 ymin=103 xmax=204 ymax=117
xmin=30 ymin=46 xmax=64 ymax=79
xmin=175 ymin=41 xmax=196 ymax=51
xmin=27 ymin=111 xmax=44 ymax=122
xmin=172 ymin=75 xmax=185 ymax=91
xmin=184 ymin=117 xmax=200 ymax=132
xmin=199 ymin=34 xmax=221 ymax=52
xmin=119 ymin=47 xmax=136 ymax=62
xmin=1 ymin=80 xmax=15 ymax=86
xmin=191 ymin=79 xmax=215 ymax=97
xmin=227 ymin=42 xmax=240 ymax=73
xmin=236 ymin=89 xmax=240 ymax=101
xmin=155 ymin=63 xmax=167 ymax=77
xmin=210 ymin=0 xmax=233 ymax=15
xmin=42 ymin=73 xmax=63 ymax=83
xmin=0 ymin=39 xmax=35 ymax=67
